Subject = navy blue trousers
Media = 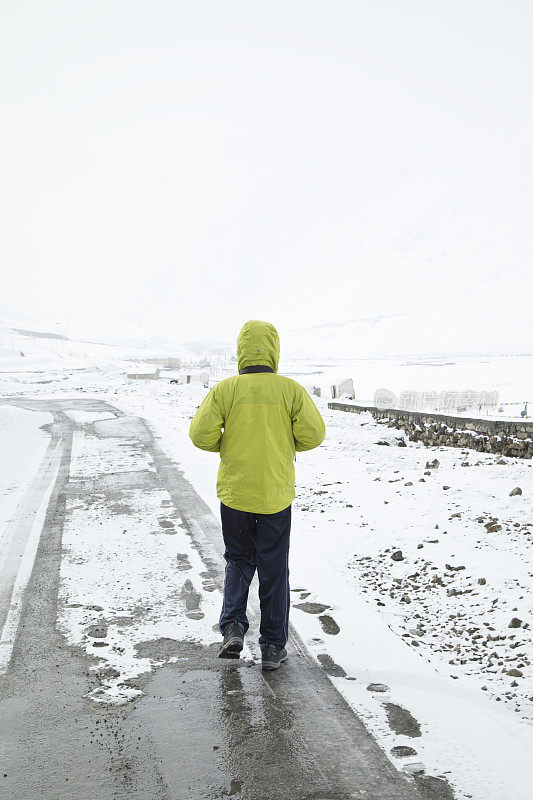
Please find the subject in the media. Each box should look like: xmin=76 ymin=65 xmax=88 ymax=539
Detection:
xmin=219 ymin=501 xmax=291 ymax=648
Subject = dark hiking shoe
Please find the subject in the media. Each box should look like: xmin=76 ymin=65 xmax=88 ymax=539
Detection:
xmin=260 ymin=643 xmax=288 ymax=671
xmin=218 ymin=621 xmax=245 ymax=659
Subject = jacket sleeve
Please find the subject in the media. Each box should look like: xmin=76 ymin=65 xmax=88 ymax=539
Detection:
xmin=189 ymin=386 xmax=224 ymax=452
xmin=292 ymin=387 xmax=326 ymax=452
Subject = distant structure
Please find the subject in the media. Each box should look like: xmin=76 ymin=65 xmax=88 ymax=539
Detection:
xmin=126 ymin=367 xmax=160 ymax=380
xmin=144 ymin=357 xmax=181 ymax=369
xmin=331 ymin=378 xmax=355 ymax=400
xmin=170 ymin=371 xmax=209 ymax=387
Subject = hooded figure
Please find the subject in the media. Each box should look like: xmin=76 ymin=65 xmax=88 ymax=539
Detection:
xmin=190 ymin=320 xmax=325 ymax=512
xmin=189 ymin=320 xmax=326 ymax=669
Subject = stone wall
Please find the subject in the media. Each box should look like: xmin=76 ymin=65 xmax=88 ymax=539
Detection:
xmin=328 ymin=402 xmax=533 ymax=459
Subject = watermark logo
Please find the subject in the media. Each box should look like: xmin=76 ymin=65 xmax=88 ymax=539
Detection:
xmin=374 ymin=388 xmax=397 ymax=409
xmin=374 ymin=389 xmax=499 ymax=412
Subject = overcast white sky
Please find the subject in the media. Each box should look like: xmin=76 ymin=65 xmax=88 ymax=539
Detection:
xmin=1 ymin=1 xmax=532 ymax=344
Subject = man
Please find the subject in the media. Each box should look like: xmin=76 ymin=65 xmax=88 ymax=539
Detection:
xmin=189 ymin=320 xmax=326 ymax=670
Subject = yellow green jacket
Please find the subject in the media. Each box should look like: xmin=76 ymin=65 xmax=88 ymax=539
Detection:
xmin=189 ymin=320 xmax=326 ymax=513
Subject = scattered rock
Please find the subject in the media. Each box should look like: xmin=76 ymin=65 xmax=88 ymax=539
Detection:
xmin=506 ymin=668 xmax=523 ymax=678
xmin=391 ymin=550 xmax=404 ymax=562
xmin=442 ymin=485 xmax=451 ymax=491
xmin=485 ymin=523 xmax=502 ymax=533
xmin=508 ymin=617 xmax=523 ymax=629
xmin=400 ymin=594 xmax=411 ymax=604
xmin=478 ymin=578 xmax=487 ymax=585
xmin=425 ymin=459 xmax=440 ymax=469
xmin=367 ymin=683 xmax=390 ymax=693
xmin=509 ymin=487 xmax=522 ymax=496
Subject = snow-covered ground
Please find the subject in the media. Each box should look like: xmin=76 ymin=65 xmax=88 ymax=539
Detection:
xmin=0 ymin=403 xmax=55 ymax=674
xmin=0 ymin=405 xmax=52 ymax=554
xmin=107 ymin=379 xmax=532 ymax=800
xmin=0 ymin=351 xmax=532 ymax=799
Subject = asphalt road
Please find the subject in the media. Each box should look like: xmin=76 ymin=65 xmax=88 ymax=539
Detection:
xmin=0 ymin=397 xmax=454 ymax=800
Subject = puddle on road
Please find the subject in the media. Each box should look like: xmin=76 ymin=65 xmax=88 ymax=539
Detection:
xmin=134 ymin=637 xmax=183 ymax=660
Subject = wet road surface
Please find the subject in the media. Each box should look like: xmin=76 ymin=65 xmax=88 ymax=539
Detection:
xmin=0 ymin=397 xmax=454 ymax=800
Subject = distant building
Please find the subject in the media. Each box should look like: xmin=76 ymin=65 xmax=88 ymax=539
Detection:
xmin=126 ymin=367 xmax=160 ymax=380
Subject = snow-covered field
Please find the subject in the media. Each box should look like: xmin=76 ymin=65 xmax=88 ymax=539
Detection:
xmin=109 ymin=379 xmax=532 ymax=800
xmin=0 ymin=347 xmax=532 ymax=800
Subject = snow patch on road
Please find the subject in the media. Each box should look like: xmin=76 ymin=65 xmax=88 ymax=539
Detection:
xmin=0 ymin=405 xmax=52 ymax=551
xmin=58 ymin=428 xmax=221 ymax=704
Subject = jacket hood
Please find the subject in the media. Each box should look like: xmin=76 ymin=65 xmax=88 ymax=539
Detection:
xmin=237 ymin=320 xmax=280 ymax=374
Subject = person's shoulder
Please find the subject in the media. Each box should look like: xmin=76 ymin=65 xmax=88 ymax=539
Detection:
xmin=213 ymin=375 xmax=239 ymax=393
xmin=277 ymin=374 xmax=305 ymax=395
